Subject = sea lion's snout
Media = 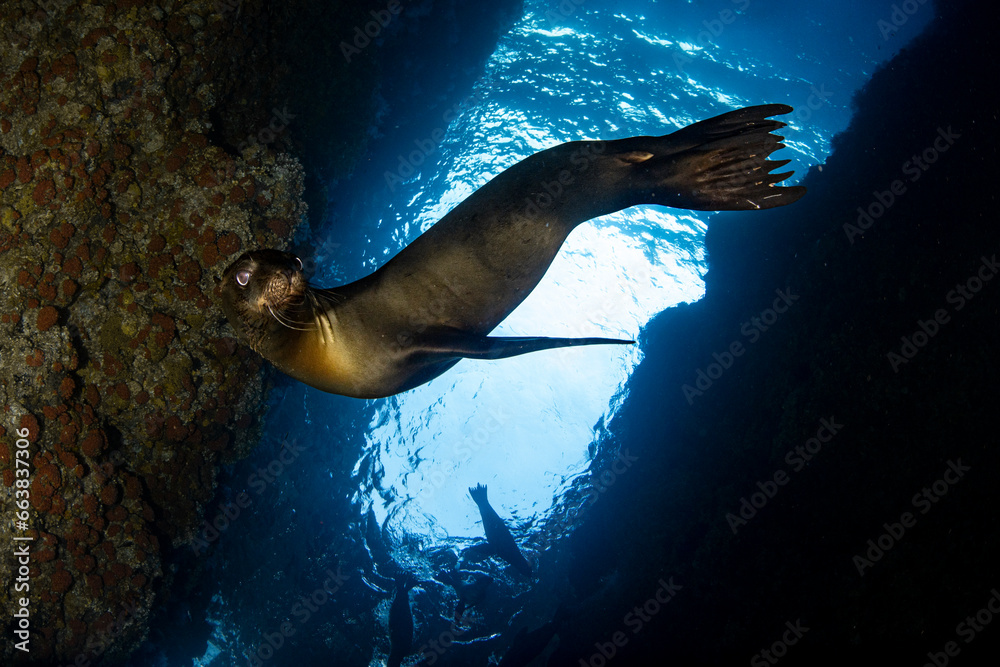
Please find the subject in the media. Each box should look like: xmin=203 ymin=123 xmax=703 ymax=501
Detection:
xmin=221 ymin=249 xmax=311 ymax=342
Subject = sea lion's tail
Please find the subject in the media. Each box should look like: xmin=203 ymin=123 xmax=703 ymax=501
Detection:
xmin=625 ymin=103 xmax=806 ymax=211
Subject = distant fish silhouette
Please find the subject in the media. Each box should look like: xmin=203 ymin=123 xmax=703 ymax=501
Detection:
xmin=468 ymin=484 xmax=533 ymax=576
xmin=388 ymin=574 xmax=417 ymax=667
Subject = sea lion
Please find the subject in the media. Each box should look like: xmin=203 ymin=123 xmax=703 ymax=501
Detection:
xmin=388 ymin=574 xmax=416 ymax=667
xmin=436 ymin=567 xmax=492 ymax=622
xmin=468 ymin=483 xmax=533 ymax=577
xmin=222 ymin=104 xmax=805 ymax=398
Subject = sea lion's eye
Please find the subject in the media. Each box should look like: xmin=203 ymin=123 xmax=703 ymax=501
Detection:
xmin=293 ymin=257 xmax=302 ymax=271
xmin=236 ymin=269 xmax=251 ymax=286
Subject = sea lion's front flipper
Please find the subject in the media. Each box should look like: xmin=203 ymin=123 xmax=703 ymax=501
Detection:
xmin=419 ymin=330 xmax=634 ymax=361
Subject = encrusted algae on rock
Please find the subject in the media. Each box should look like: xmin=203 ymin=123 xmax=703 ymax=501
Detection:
xmin=0 ymin=0 xmax=315 ymax=663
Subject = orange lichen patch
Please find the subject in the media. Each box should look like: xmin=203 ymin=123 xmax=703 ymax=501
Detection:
xmin=166 ymin=153 xmax=185 ymax=172
xmin=102 ymin=353 xmax=122 ymax=377
xmin=84 ymin=384 xmax=100 ymax=407
xmin=105 ymin=561 xmax=130 ymax=587
xmin=106 ymin=505 xmax=127 ymax=523
xmin=32 ymin=492 xmax=52 ymax=512
xmin=124 ymin=474 xmax=142 ymax=500
xmin=59 ymin=423 xmax=79 ymax=446
xmin=119 ymin=261 xmax=139 ymax=282
xmin=80 ymin=429 xmax=105 ymax=457
xmin=36 ymin=305 xmax=58 ymax=330
xmin=147 ymin=233 xmax=166 ymax=253
xmin=178 ymin=258 xmax=201 ymax=284
xmin=37 ymin=274 xmax=58 ymax=301
xmin=26 ymin=349 xmax=44 ymax=367
xmin=228 ymin=184 xmax=246 ymax=203
xmin=15 ymin=156 xmax=33 ymax=183
xmin=268 ymin=218 xmax=289 ymax=236
xmin=38 ymin=462 xmax=61 ymax=489
xmin=201 ymin=242 xmax=220 ymax=267
xmin=3 ymin=470 xmax=14 ymax=487
xmin=217 ymin=232 xmax=240 ymax=255
xmin=148 ymin=253 xmax=173 ymax=279
xmin=33 ymin=178 xmax=56 ymax=206
xmin=63 ymin=255 xmax=84 ymax=277
xmin=100 ymin=483 xmax=119 ymax=505
xmin=82 ymin=494 xmax=99 ymax=517
xmin=58 ymin=376 xmax=75 ymax=400
xmin=51 ymin=569 xmax=73 ymax=593
xmin=75 ymin=554 xmax=96 ymax=573
xmin=87 ymin=573 xmax=103 ymax=596
xmin=0 ymin=167 xmax=13 ymax=188
xmin=81 ymin=27 xmax=110 ymax=48
xmin=61 ymin=278 xmax=78 ymax=299
xmin=59 ymin=451 xmax=79 ymax=469
xmin=195 ymin=164 xmax=218 ymax=188
xmin=164 ymin=416 xmax=187 ymax=442
xmin=19 ymin=414 xmax=40 ymax=442
xmin=48 ymin=222 xmax=74 ymax=249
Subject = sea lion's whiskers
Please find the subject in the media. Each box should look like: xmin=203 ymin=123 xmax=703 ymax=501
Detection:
xmin=310 ymin=289 xmax=343 ymax=307
xmin=266 ymin=303 xmax=316 ymax=331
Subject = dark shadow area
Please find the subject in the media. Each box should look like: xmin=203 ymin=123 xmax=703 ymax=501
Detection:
xmin=531 ymin=0 xmax=1000 ymax=664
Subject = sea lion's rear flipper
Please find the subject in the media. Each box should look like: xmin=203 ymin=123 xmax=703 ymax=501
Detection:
xmin=629 ymin=103 xmax=806 ymax=211
xmin=421 ymin=331 xmax=635 ymax=361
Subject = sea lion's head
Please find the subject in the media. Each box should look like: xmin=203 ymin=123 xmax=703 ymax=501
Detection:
xmin=221 ymin=249 xmax=311 ymax=352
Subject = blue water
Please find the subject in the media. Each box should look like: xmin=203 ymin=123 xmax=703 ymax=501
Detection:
xmin=200 ymin=0 xmax=930 ymax=663
xmin=309 ymin=0 xmax=920 ymax=541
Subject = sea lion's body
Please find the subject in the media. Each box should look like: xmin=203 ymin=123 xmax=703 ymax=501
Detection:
xmin=222 ymin=104 xmax=805 ymax=398
xmin=468 ymin=483 xmax=533 ymax=576
xmin=387 ymin=575 xmax=416 ymax=667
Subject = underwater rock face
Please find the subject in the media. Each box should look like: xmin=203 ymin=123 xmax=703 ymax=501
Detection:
xmin=0 ymin=0 xmax=314 ymax=662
